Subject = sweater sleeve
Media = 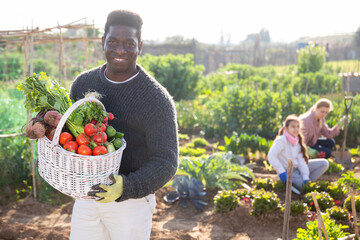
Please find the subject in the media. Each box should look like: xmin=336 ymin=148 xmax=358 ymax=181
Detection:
xmin=119 ymin=96 xmax=179 ymax=201
xmin=267 ymin=137 xmax=286 ymax=174
xmin=320 ymin=120 xmax=340 ymax=139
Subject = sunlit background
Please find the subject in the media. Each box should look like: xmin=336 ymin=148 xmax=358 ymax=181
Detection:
xmin=1 ymin=0 xmax=359 ymax=44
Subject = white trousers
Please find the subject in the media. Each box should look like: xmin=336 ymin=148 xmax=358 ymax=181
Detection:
xmin=70 ymin=194 xmax=156 ymax=240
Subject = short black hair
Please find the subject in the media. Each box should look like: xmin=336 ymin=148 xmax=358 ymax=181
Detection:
xmin=104 ymin=10 xmax=143 ymax=41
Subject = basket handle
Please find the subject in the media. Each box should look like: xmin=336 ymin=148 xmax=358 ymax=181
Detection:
xmin=52 ymin=98 xmax=105 ymax=146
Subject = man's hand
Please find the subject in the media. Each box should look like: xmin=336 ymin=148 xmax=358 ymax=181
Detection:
xmin=88 ymin=173 xmax=123 ymax=203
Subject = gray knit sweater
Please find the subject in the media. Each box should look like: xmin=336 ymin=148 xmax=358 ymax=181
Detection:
xmin=70 ymin=64 xmax=179 ymax=201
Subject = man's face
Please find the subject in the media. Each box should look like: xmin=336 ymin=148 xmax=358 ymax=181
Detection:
xmin=102 ymin=25 xmax=142 ymax=80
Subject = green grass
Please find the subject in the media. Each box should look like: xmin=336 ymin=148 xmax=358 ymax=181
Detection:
xmin=325 ymin=60 xmax=360 ymax=73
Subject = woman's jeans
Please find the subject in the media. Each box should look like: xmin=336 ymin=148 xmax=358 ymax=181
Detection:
xmin=310 ymin=138 xmax=336 ymax=159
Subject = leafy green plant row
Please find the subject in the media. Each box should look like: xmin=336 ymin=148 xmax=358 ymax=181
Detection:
xmin=224 ymin=131 xmax=273 ymax=157
xmin=176 ymin=89 xmax=360 ymax=146
xmin=177 ymin=152 xmax=254 ymax=191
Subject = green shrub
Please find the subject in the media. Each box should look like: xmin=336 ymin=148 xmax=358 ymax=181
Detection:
xmin=180 ymin=146 xmax=206 ymax=157
xmin=178 ymin=152 xmax=254 ymax=191
xmin=253 ymin=178 xmax=274 ymax=191
xmin=304 ymin=191 xmax=334 ymax=211
xmin=178 ymin=133 xmax=190 ymax=140
xmin=214 ymin=190 xmax=239 ymax=212
xmin=344 ymin=195 xmax=360 ymax=213
xmin=290 ymin=200 xmax=308 ymax=216
xmin=326 ymin=160 xmax=344 ymax=174
xmin=274 ymin=180 xmax=286 ymax=191
xmin=297 ymin=42 xmax=326 ymax=74
xmin=303 ymin=181 xmax=330 ymax=194
xmin=139 ymin=54 xmax=205 ymax=101
xmin=224 ymin=132 xmax=272 ymax=157
xmin=295 ymin=214 xmax=349 ymax=240
xmin=251 ymin=190 xmax=280 ymax=215
xmin=326 ymin=206 xmax=350 ymax=221
xmin=234 ymin=188 xmax=260 ymax=202
xmin=327 ymin=182 xmax=347 ymax=200
xmin=337 ymin=171 xmax=360 ymax=190
xmin=192 ymin=137 xmax=209 ymax=148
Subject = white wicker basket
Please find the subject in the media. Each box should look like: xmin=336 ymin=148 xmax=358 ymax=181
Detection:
xmin=37 ymin=98 xmax=126 ymax=200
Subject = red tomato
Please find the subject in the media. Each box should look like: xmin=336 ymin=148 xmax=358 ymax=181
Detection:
xmin=93 ymin=132 xmax=107 ymax=144
xmin=84 ymin=123 xmax=96 ymax=136
xmin=93 ymin=146 xmax=108 ymax=156
xmin=63 ymin=141 xmax=78 ymax=153
xmin=59 ymin=132 xmax=73 ymax=145
xmin=108 ymin=112 xmax=114 ymax=120
xmin=77 ymin=145 xmax=92 ymax=155
xmin=96 ymin=123 xmax=106 ymax=132
xmin=76 ymin=133 xmax=90 ymax=145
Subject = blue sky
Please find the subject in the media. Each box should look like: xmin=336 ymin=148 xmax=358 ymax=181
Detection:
xmin=1 ymin=0 xmax=359 ymax=44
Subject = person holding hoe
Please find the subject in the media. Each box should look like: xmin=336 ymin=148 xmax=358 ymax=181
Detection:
xmin=267 ymin=114 xmax=329 ymax=191
xmin=69 ymin=9 xmax=179 ymax=240
xmin=299 ymin=98 xmax=347 ymax=159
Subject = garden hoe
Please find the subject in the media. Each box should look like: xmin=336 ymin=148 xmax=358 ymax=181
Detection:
xmin=332 ymin=96 xmax=353 ymax=169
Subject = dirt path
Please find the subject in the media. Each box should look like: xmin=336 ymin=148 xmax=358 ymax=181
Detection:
xmin=0 ymin=162 xmax=358 ymax=239
xmin=0 ymin=178 xmax=307 ymax=240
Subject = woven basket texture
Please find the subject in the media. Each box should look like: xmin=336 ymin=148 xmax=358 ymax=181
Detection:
xmin=37 ymin=98 xmax=126 ymax=200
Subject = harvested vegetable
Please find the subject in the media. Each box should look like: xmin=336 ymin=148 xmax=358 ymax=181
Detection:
xmin=106 ymin=143 xmax=116 ymax=153
xmin=78 ymin=145 xmax=92 ymax=155
xmin=25 ymin=119 xmax=46 ymax=139
xmin=60 ymin=132 xmax=73 ymax=145
xmin=44 ymin=110 xmax=62 ymax=127
xmin=93 ymin=132 xmax=107 ymax=144
xmin=63 ymin=141 xmax=79 ymax=153
xmin=93 ymin=146 xmax=107 ymax=156
xmin=84 ymin=123 xmax=97 ymax=136
xmin=113 ymin=138 xmax=123 ymax=150
xmin=46 ymin=128 xmax=56 ymax=141
xmin=106 ymin=126 xmax=116 ymax=138
xmin=76 ymin=133 xmax=90 ymax=145
xmin=17 ymin=73 xmax=107 ymax=138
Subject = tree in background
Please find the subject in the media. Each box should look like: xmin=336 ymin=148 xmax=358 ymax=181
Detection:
xmin=353 ymin=26 xmax=360 ymax=55
xmin=297 ymin=42 xmax=327 ymax=74
xmin=138 ymin=54 xmax=205 ymax=101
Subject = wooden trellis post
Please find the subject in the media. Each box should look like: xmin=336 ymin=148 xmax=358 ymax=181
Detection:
xmin=282 ymin=159 xmax=293 ymax=240
xmin=311 ymin=192 xmax=329 ymax=240
xmin=350 ymin=187 xmax=359 ymax=239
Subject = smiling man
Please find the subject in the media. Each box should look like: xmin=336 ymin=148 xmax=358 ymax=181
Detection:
xmin=69 ymin=10 xmax=179 ymax=240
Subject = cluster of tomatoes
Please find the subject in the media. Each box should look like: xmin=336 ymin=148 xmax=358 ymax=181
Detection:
xmin=59 ymin=117 xmax=122 ymax=156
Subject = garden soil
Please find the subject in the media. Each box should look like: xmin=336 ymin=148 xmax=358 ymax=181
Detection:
xmin=1 ymin=161 xmax=359 ymax=240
